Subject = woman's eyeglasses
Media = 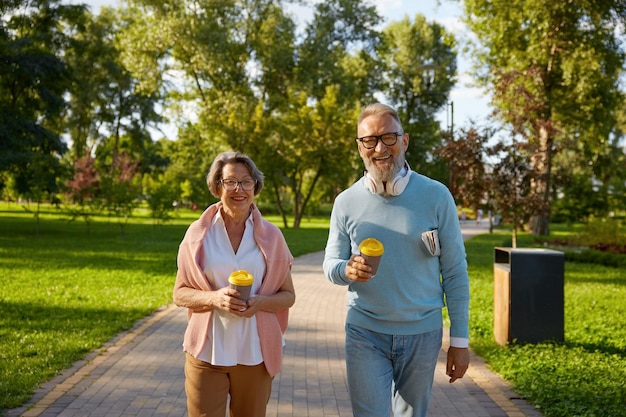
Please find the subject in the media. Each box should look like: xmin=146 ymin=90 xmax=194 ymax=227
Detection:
xmin=219 ymin=179 xmax=257 ymax=191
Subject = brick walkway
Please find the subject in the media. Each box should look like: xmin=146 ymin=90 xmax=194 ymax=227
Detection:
xmin=8 ymin=223 xmax=543 ymax=417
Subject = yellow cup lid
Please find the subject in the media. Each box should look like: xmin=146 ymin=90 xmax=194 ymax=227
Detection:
xmin=228 ymin=270 xmax=254 ymax=286
xmin=359 ymin=238 xmax=384 ymax=256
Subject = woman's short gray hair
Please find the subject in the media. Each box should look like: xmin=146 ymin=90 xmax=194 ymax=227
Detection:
xmin=206 ymin=151 xmax=264 ymax=198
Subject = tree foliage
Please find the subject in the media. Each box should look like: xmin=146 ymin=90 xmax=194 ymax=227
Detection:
xmin=113 ymin=0 xmax=390 ymax=227
xmin=463 ymin=0 xmax=626 ymax=235
xmin=3 ymin=0 xmax=625 ymax=233
xmin=487 ymin=137 xmax=545 ymax=246
xmin=0 ymin=0 xmax=83 ymax=196
xmin=1 ymin=0 xmax=465 ymax=227
xmin=378 ymin=14 xmax=456 ymax=176
xmin=436 ymin=124 xmax=489 ymax=211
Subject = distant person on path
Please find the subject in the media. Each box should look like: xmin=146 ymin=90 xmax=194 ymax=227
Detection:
xmin=323 ymin=103 xmax=470 ymax=417
xmin=174 ymin=151 xmax=296 ymax=417
xmin=476 ymin=208 xmax=483 ymax=225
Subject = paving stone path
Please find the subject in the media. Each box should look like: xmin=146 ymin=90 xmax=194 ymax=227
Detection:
xmin=8 ymin=222 xmax=543 ymax=417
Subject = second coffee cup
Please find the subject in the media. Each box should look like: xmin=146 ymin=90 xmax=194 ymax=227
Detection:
xmin=359 ymin=238 xmax=384 ymax=276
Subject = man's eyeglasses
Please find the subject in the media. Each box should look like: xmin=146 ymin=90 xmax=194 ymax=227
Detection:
xmin=219 ymin=178 xmax=257 ymax=191
xmin=356 ymin=132 xmax=402 ymax=149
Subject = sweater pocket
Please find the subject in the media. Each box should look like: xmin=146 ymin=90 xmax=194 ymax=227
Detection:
xmin=421 ymin=229 xmax=441 ymax=257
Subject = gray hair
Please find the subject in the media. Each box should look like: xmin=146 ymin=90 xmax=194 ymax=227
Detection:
xmin=206 ymin=151 xmax=264 ymax=198
xmin=357 ymin=103 xmax=404 ymax=132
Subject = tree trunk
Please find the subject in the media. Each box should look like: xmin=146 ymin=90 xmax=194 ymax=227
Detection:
xmin=272 ymin=182 xmax=288 ymax=229
xmin=529 ymin=214 xmax=549 ymax=237
xmin=293 ymin=167 xmax=323 ymax=229
xmin=292 ymin=173 xmax=302 ymax=229
xmin=529 ymin=125 xmax=552 ymax=236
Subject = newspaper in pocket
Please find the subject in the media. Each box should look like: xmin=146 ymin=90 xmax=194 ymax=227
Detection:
xmin=421 ymin=229 xmax=441 ymax=257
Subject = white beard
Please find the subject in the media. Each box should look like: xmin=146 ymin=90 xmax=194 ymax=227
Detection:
xmin=363 ymin=154 xmax=405 ymax=183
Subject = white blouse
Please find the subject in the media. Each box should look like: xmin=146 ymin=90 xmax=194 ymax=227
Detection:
xmin=197 ymin=210 xmax=266 ymax=366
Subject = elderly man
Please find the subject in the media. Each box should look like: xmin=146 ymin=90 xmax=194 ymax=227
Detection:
xmin=323 ymin=103 xmax=470 ymax=417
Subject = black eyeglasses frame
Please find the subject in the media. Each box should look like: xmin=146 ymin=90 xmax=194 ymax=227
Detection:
xmin=355 ymin=132 xmax=403 ymax=149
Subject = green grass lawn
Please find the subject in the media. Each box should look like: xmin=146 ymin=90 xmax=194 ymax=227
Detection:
xmin=1 ymin=204 xmax=624 ymax=416
xmin=465 ymin=230 xmax=626 ymax=417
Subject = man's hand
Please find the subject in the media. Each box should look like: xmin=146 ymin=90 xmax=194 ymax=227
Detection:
xmin=446 ymin=346 xmax=469 ymax=383
xmin=345 ymin=254 xmax=374 ymax=282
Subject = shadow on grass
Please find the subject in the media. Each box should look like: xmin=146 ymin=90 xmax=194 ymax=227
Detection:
xmin=0 ymin=300 xmax=148 ymax=410
xmin=566 ymin=340 xmax=626 ymax=357
xmin=0 ymin=299 xmax=147 ymax=336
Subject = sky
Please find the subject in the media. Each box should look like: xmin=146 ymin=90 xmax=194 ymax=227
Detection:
xmin=66 ymin=0 xmax=491 ymax=139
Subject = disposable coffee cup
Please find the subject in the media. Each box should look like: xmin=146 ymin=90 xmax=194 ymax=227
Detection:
xmin=228 ymin=270 xmax=254 ymax=301
xmin=359 ymin=238 xmax=384 ymax=276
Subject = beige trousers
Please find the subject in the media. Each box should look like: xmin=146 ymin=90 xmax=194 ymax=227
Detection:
xmin=184 ymin=353 xmax=273 ymax=417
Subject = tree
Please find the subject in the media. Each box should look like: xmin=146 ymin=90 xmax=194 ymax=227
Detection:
xmin=486 ymin=136 xmax=544 ymax=247
xmin=273 ymin=86 xmax=360 ymax=228
xmin=463 ymin=0 xmax=626 ymax=235
xmin=297 ymin=0 xmax=382 ymax=100
xmin=64 ymin=7 xmax=164 ymax=167
xmin=378 ymin=14 xmax=456 ymax=179
xmin=116 ymin=0 xmax=293 ymax=208
xmin=435 ymin=124 xmax=490 ymax=214
xmin=64 ymin=154 xmax=99 ymax=224
xmin=267 ymin=0 xmax=382 ymax=227
xmin=161 ymin=125 xmax=221 ymax=208
xmin=0 ymin=0 xmax=84 ymax=199
xmin=142 ymin=172 xmax=178 ymax=225
xmin=96 ymin=151 xmax=141 ymax=230
xmin=115 ymin=0 xmax=383 ymax=227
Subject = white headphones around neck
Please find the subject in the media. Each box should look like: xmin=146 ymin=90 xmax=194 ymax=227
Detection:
xmin=363 ymin=162 xmax=411 ymax=196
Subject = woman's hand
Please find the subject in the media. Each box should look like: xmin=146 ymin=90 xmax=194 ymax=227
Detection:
xmin=233 ymin=294 xmax=264 ymax=318
xmin=213 ymin=287 xmax=248 ymax=313
xmin=233 ymin=271 xmax=296 ymax=318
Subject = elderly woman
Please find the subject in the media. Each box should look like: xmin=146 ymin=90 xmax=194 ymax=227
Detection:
xmin=174 ymin=151 xmax=295 ymax=417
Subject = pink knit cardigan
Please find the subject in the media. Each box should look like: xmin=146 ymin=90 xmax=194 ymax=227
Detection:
xmin=174 ymin=202 xmax=293 ymax=376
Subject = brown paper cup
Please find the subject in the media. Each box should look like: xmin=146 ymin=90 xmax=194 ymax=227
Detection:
xmin=360 ymin=253 xmax=382 ymax=276
xmin=359 ymin=238 xmax=384 ymax=276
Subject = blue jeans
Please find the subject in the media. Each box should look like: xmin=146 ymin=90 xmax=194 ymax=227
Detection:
xmin=345 ymin=324 xmax=442 ymax=417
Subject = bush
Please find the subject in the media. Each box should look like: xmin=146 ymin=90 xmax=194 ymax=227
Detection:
xmin=575 ymin=217 xmax=624 ymax=247
xmin=564 ymin=249 xmax=626 ymax=268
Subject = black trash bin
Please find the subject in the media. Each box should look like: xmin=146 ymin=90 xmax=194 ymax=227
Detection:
xmin=493 ymin=247 xmax=564 ymax=345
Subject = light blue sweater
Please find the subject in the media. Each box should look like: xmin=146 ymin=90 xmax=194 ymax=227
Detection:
xmin=323 ymin=172 xmax=470 ymax=339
